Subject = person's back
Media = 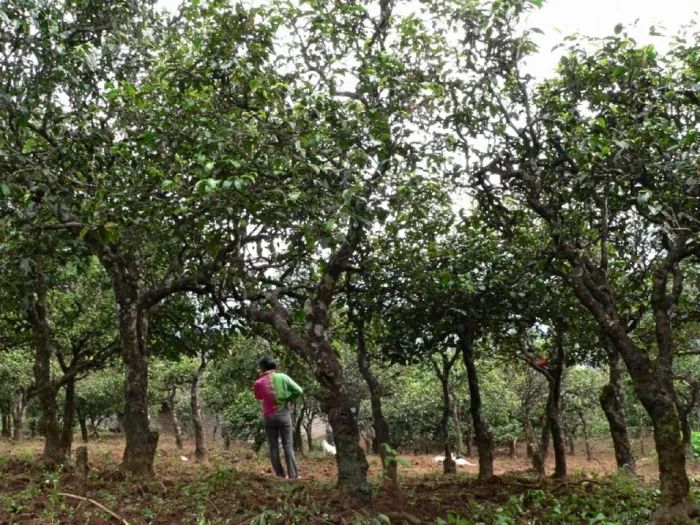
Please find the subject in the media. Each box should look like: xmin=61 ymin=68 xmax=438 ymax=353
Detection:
xmin=253 ymin=356 xmax=303 ymax=479
xmin=253 ymin=370 xmax=303 ymax=418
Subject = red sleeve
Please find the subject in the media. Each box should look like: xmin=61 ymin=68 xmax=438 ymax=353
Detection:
xmin=253 ymin=379 xmax=263 ymax=400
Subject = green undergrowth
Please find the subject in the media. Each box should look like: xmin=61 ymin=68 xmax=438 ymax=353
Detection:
xmin=691 ymin=432 xmax=700 ymax=459
xmin=436 ymin=472 xmax=700 ymax=525
xmin=236 ymin=473 xmax=700 ymax=525
xmin=2 ymin=447 xmax=700 ymax=524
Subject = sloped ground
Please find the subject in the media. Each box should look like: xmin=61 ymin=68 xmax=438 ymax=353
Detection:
xmin=1 ymin=436 xmax=699 ymax=524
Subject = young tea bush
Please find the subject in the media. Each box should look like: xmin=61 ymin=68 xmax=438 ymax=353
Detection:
xmin=438 ymin=474 xmax=661 ymax=525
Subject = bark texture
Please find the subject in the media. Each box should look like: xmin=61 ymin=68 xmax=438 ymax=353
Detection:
xmin=304 ymin=417 xmax=314 ymax=452
xmin=523 ymin=418 xmax=535 ymax=459
xmin=600 ymin=339 xmax=635 ymax=470
xmin=28 ymin=284 xmax=66 ymax=467
xmin=78 ymin=408 xmax=89 ymax=443
xmin=75 ymin=446 xmax=89 ymax=488
xmin=60 ymin=379 xmax=76 ymax=460
xmin=533 ymin=414 xmax=549 ymax=476
xmin=119 ymin=301 xmax=158 ymax=476
xmin=459 ymin=332 xmax=494 ymax=480
xmin=167 ymin=386 xmax=184 ymax=449
xmin=353 ymin=313 xmax=396 ymax=485
xmin=547 ymin=329 xmax=567 ymax=480
xmin=452 ymin=401 xmax=464 ymax=457
xmin=11 ymin=391 xmax=28 ymax=442
xmin=322 ymin=388 xmax=371 ymax=498
xmin=293 ymin=411 xmax=304 ymax=455
xmin=432 ymin=352 xmax=459 ymax=475
xmin=190 ymin=353 xmax=207 ymax=463
xmin=672 ymin=376 xmax=700 ymax=460
xmin=102 ymin=256 xmax=158 ymax=477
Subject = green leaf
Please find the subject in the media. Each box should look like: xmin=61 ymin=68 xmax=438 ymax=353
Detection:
xmin=291 ymin=309 xmax=305 ymax=323
xmin=194 ymin=179 xmax=213 ymax=194
xmin=79 ymin=226 xmax=91 ymax=239
xmin=0 ymin=183 xmax=10 ymax=197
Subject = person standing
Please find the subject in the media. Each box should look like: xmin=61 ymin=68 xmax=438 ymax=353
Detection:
xmin=253 ymin=356 xmax=303 ymax=479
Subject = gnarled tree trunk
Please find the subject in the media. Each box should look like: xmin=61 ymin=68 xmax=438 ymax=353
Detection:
xmin=320 ymin=384 xmax=370 ymax=498
xmin=572 ymin=271 xmax=698 ymax=521
xmin=293 ymin=407 xmax=304 ymax=455
xmin=452 ymin=399 xmax=464 ymax=457
xmin=77 ymin=406 xmax=89 ymax=443
xmin=304 ymin=415 xmax=315 ymax=452
xmin=579 ymin=411 xmax=592 ymax=461
xmin=190 ymin=352 xmax=207 ymax=464
xmin=459 ymin=331 xmax=494 ymax=480
xmin=90 ymin=245 xmax=158 ymax=477
xmin=353 ymin=312 xmax=396 ymax=485
xmin=167 ymin=386 xmax=183 ymax=449
xmin=532 ymin=413 xmax=549 ymax=475
xmin=679 ymin=411 xmax=692 ymax=459
xmin=600 ymin=338 xmax=635 ymax=471
xmin=523 ymin=418 xmax=535 ymax=458
xmin=11 ymin=390 xmax=28 ymax=442
xmin=29 ymin=283 xmax=65 ymax=467
xmin=508 ymin=439 xmax=517 ymax=458
xmin=60 ymin=378 xmax=76 ymax=460
xmin=548 ymin=329 xmax=567 ymax=480
xmin=464 ymin=418 xmax=473 ymax=457
xmin=118 ymin=300 xmax=158 ymax=477
xmin=432 ymin=352 xmax=459 ymax=475
xmin=672 ymin=377 xmax=700 ymax=460
xmin=252 ymin=284 xmax=371 ymax=502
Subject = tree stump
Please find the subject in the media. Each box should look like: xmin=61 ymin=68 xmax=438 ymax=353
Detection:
xmin=75 ymin=446 xmax=89 ymax=492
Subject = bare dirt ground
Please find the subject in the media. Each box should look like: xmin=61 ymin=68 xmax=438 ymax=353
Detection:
xmin=0 ymin=435 xmax=698 ymax=524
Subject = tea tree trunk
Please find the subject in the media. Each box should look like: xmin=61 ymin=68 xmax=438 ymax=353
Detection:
xmin=28 ymin=283 xmax=65 ymax=466
xmin=353 ymin=313 xmax=396 ymax=484
xmin=548 ymin=332 xmax=567 ymax=480
xmin=459 ymin=332 xmax=494 ymax=480
xmin=600 ymin=340 xmax=635 ymax=470
xmin=77 ymin=407 xmax=89 ymax=443
xmin=60 ymin=378 xmax=76 ymax=460
xmin=167 ymin=386 xmax=183 ymax=449
xmin=190 ymin=354 xmax=207 ymax=463
xmin=118 ymin=300 xmax=158 ymax=476
xmin=11 ymin=391 xmax=27 ymax=442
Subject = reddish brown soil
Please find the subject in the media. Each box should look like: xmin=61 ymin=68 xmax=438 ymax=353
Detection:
xmin=0 ymin=436 xmax=696 ymax=524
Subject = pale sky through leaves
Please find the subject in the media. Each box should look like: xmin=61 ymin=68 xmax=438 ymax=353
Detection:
xmin=157 ymin=0 xmax=699 ymax=80
xmin=521 ymin=0 xmax=699 ymax=78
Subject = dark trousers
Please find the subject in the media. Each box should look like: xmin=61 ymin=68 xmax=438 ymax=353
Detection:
xmin=264 ymin=409 xmax=299 ymax=478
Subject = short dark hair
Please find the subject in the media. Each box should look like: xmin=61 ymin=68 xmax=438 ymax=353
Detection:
xmin=259 ymin=356 xmax=277 ymax=371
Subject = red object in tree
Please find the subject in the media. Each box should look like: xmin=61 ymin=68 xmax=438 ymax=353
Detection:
xmin=534 ymin=357 xmax=549 ymax=368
